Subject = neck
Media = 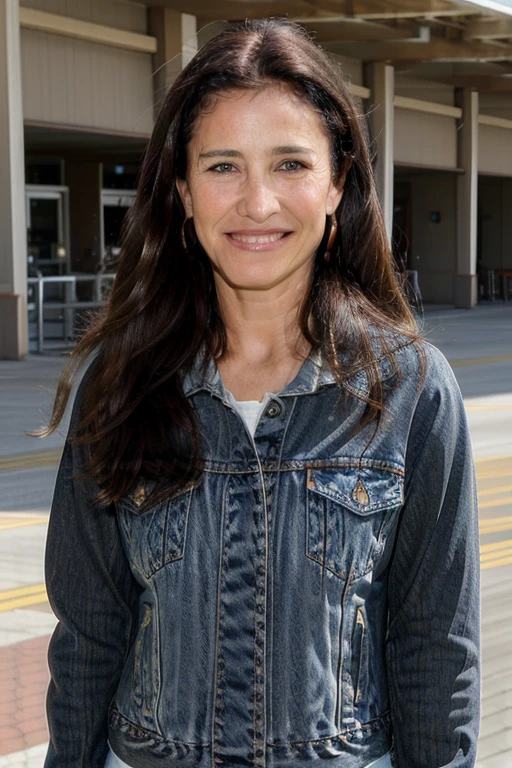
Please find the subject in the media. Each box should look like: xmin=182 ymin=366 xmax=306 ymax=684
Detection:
xmin=214 ymin=274 xmax=311 ymax=366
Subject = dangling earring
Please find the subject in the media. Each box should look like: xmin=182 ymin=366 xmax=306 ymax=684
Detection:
xmin=324 ymin=215 xmax=338 ymax=262
xmin=181 ymin=217 xmax=197 ymax=254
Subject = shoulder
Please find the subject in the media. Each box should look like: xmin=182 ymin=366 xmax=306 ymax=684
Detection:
xmin=372 ymin=333 xmax=466 ymax=437
xmin=66 ymin=349 xmax=102 ymax=436
xmin=396 ymin=338 xmax=461 ymax=401
xmin=375 ymin=329 xmax=460 ymax=397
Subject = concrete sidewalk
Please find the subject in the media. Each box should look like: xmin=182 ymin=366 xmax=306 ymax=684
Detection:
xmin=1 ymin=303 xmax=511 ymax=767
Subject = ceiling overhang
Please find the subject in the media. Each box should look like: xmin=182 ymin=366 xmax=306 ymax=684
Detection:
xmin=135 ymin=0 xmax=512 ymax=91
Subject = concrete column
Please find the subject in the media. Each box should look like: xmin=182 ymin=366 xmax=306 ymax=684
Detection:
xmin=149 ymin=9 xmax=197 ymax=110
xmin=365 ymin=62 xmax=395 ymax=240
xmin=455 ymin=88 xmax=479 ymax=309
xmin=0 ymin=0 xmax=28 ymax=359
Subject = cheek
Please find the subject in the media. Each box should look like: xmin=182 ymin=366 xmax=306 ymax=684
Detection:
xmin=191 ymin=184 xmax=234 ymax=225
xmin=280 ymin=179 xmax=331 ymax=230
xmin=279 ymin=175 xmax=331 ymax=207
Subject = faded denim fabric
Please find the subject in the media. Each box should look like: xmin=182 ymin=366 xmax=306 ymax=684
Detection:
xmin=44 ymin=338 xmax=480 ymax=768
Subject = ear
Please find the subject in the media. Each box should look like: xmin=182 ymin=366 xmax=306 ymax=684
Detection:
xmin=326 ymin=180 xmax=344 ymax=216
xmin=326 ymin=159 xmax=352 ymax=215
xmin=176 ymin=177 xmax=194 ymax=218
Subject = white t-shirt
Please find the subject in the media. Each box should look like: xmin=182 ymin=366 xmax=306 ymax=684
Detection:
xmin=224 ymin=389 xmax=272 ymax=437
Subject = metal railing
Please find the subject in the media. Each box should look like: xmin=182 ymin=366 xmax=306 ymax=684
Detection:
xmin=27 ymin=273 xmax=116 ymax=353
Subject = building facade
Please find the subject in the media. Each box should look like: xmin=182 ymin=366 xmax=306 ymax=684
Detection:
xmin=2 ymin=0 xmax=512 ymax=358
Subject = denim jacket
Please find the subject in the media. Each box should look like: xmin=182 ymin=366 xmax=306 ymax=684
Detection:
xmin=44 ymin=337 xmax=480 ymax=768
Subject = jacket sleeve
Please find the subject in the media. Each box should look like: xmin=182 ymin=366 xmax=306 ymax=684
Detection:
xmin=386 ymin=343 xmax=480 ymax=768
xmin=44 ymin=363 xmax=140 ymax=768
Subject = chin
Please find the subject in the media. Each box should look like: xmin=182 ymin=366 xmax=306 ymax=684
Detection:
xmin=216 ymin=264 xmax=284 ymax=291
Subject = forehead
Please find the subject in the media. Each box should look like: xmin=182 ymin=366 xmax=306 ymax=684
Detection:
xmin=187 ymin=84 xmax=329 ymax=148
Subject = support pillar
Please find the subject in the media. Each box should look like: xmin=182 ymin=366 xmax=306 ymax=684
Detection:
xmin=149 ymin=9 xmax=197 ymax=111
xmin=455 ymin=88 xmax=479 ymax=309
xmin=365 ymin=62 xmax=394 ymax=240
xmin=0 ymin=0 xmax=28 ymax=359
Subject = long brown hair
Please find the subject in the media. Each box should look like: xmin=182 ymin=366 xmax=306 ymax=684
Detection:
xmin=37 ymin=18 xmax=421 ymax=512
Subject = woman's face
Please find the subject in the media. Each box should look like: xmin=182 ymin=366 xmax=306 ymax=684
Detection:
xmin=177 ymin=84 xmax=344 ymax=294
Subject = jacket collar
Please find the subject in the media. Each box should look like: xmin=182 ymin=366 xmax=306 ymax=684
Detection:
xmin=181 ymin=347 xmax=369 ymax=401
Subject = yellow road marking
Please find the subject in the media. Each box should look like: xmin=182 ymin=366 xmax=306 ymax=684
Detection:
xmin=0 ymin=583 xmax=48 ymax=613
xmin=480 ymin=538 xmax=512 ymax=555
xmin=0 ymin=583 xmax=46 ymax=600
xmin=475 ymin=454 xmax=512 ymax=467
xmin=481 ymin=555 xmax=512 ymax=570
xmin=1 ymin=525 xmax=512 ymax=615
xmin=474 ymin=456 xmax=511 ymax=482
xmin=466 ymin=405 xmax=512 ymax=411
xmin=476 ymin=453 xmax=512 ymax=463
xmin=480 ymin=514 xmax=512 ymax=526
xmin=480 ymin=515 xmax=512 ymax=534
xmin=0 ymin=517 xmax=48 ymax=532
xmin=480 ymin=539 xmax=512 ymax=570
xmin=479 ymin=495 xmax=512 ymax=509
xmin=479 ymin=484 xmax=512 ymax=497
xmin=450 ymin=354 xmax=512 ymax=367
xmin=0 ymin=448 xmax=62 ymax=471
xmin=0 ymin=592 xmax=49 ymax=612
xmin=477 ymin=469 xmax=512 ymax=481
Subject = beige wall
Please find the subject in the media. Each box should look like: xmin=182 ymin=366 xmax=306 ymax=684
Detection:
xmin=21 ymin=28 xmax=154 ymax=135
xmin=197 ymin=20 xmax=228 ymax=47
xmin=330 ymin=53 xmax=364 ymax=87
xmin=406 ymin=173 xmax=457 ymax=304
xmin=480 ymin=93 xmax=512 ymax=122
xmin=394 ymin=110 xmax=457 ymax=169
xmin=20 ymin=0 xmax=147 ymax=34
xmin=479 ymin=124 xmax=512 ymax=176
xmin=394 ymin=75 xmax=454 ymax=106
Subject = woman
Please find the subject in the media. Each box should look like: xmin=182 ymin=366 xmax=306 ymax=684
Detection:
xmin=42 ymin=18 xmax=480 ymax=768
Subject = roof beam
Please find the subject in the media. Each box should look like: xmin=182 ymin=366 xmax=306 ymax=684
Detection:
xmin=442 ymin=74 xmax=512 ymax=90
xmin=19 ymin=7 xmax=157 ymax=53
xmin=296 ymin=18 xmax=414 ymax=43
xmin=349 ymin=0 xmax=482 ymax=20
xmin=464 ymin=18 xmax=512 ymax=39
xmin=354 ymin=9 xmax=482 ymax=19
xmin=331 ymin=38 xmax=512 ymax=62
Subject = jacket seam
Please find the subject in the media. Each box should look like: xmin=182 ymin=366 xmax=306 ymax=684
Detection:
xmin=109 ymin=705 xmax=210 ymax=747
xmin=266 ymin=710 xmax=391 ymax=746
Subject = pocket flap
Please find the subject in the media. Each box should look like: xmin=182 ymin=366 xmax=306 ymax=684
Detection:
xmin=307 ymin=466 xmax=404 ymax=515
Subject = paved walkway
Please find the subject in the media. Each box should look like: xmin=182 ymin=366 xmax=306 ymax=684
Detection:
xmin=0 ymin=303 xmax=511 ymax=766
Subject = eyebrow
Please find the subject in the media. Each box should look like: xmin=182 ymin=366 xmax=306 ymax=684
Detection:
xmin=199 ymin=149 xmax=242 ymax=160
xmin=272 ymin=146 xmax=314 ymax=156
xmin=198 ymin=146 xmax=314 ymax=160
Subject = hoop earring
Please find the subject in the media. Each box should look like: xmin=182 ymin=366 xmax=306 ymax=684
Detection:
xmin=324 ymin=215 xmax=338 ymax=262
xmin=181 ymin=217 xmax=197 ymax=254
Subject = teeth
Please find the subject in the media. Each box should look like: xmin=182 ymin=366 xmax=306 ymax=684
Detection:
xmin=230 ymin=232 xmax=286 ymax=244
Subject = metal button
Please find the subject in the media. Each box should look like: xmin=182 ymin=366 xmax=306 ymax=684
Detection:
xmin=265 ymin=401 xmax=282 ymax=418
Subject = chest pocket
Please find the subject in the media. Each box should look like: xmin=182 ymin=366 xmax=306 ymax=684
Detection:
xmin=117 ymin=481 xmax=194 ymax=579
xmin=306 ymin=466 xmax=404 ymax=582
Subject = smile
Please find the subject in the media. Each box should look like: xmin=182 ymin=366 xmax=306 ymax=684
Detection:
xmin=229 ymin=232 xmax=288 ymax=244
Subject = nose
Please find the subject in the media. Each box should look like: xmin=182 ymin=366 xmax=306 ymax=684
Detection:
xmin=236 ymin=174 xmax=280 ymax=222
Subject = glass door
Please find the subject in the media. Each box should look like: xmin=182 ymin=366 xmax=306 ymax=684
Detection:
xmin=101 ymin=189 xmax=136 ymax=271
xmin=25 ymin=186 xmax=69 ymax=276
